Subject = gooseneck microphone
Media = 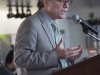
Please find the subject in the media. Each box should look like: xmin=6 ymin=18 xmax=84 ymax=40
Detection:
xmin=72 ymin=14 xmax=99 ymax=34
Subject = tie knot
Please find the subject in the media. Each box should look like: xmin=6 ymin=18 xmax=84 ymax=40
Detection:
xmin=51 ymin=22 xmax=57 ymax=29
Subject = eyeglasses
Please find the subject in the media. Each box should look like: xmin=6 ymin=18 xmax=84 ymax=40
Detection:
xmin=57 ymin=0 xmax=73 ymax=6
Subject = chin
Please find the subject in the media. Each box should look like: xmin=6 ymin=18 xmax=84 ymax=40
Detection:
xmin=57 ymin=15 xmax=66 ymax=19
xmin=60 ymin=15 xmax=66 ymax=19
xmin=60 ymin=16 xmax=66 ymax=19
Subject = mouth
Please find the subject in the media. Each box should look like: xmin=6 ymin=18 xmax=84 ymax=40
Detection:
xmin=62 ymin=10 xmax=67 ymax=13
xmin=60 ymin=10 xmax=67 ymax=15
xmin=62 ymin=10 xmax=67 ymax=14
xmin=64 ymin=11 xmax=67 ymax=13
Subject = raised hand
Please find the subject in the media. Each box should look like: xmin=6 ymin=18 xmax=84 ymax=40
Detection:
xmin=55 ymin=39 xmax=84 ymax=61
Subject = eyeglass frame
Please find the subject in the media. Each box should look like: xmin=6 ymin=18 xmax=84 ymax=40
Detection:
xmin=57 ymin=0 xmax=73 ymax=6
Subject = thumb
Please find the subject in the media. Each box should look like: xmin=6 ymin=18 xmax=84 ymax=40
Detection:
xmin=57 ymin=38 xmax=63 ymax=47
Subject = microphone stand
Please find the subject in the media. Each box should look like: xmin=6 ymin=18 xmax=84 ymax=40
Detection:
xmin=83 ymin=29 xmax=100 ymax=41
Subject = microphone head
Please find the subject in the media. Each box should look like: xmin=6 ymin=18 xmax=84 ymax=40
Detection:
xmin=72 ymin=14 xmax=80 ymax=22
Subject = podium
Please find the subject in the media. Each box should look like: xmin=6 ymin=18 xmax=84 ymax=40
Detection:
xmin=52 ymin=54 xmax=100 ymax=75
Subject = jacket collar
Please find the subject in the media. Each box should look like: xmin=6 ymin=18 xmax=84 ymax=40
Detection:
xmin=36 ymin=10 xmax=56 ymax=49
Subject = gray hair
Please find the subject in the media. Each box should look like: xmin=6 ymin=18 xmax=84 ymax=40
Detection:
xmin=37 ymin=0 xmax=44 ymax=10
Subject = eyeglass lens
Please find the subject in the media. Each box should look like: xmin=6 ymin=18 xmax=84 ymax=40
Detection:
xmin=60 ymin=0 xmax=73 ymax=6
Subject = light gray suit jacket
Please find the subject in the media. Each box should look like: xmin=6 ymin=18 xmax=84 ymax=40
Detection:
xmin=14 ymin=10 xmax=73 ymax=75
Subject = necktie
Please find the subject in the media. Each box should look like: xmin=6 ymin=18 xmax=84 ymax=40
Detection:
xmin=51 ymin=22 xmax=68 ymax=68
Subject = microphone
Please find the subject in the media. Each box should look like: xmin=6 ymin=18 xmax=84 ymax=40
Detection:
xmin=72 ymin=14 xmax=99 ymax=34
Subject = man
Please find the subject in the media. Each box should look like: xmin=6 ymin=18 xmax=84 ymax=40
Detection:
xmin=14 ymin=0 xmax=83 ymax=75
xmin=0 ymin=50 xmax=16 ymax=75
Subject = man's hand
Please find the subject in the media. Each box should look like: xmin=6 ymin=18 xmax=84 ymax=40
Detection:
xmin=55 ymin=39 xmax=84 ymax=61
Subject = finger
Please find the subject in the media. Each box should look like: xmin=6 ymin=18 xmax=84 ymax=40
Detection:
xmin=64 ymin=49 xmax=79 ymax=56
xmin=68 ymin=49 xmax=84 ymax=59
xmin=67 ymin=49 xmax=82 ymax=56
xmin=68 ymin=52 xmax=80 ymax=57
xmin=72 ymin=45 xmax=82 ymax=51
xmin=76 ymin=49 xmax=84 ymax=58
xmin=70 ymin=46 xmax=80 ymax=51
xmin=57 ymin=38 xmax=63 ymax=47
xmin=79 ymin=49 xmax=84 ymax=55
xmin=72 ymin=47 xmax=78 ymax=51
xmin=72 ymin=44 xmax=82 ymax=50
xmin=78 ymin=44 xmax=82 ymax=48
xmin=73 ymin=49 xmax=81 ymax=53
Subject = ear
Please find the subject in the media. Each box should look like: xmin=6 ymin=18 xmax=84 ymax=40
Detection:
xmin=43 ymin=0 xmax=49 ymax=7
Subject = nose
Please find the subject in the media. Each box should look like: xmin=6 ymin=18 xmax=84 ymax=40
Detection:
xmin=63 ymin=2 xmax=69 ymax=8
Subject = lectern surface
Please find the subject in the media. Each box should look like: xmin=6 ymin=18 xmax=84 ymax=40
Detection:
xmin=52 ymin=54 xmax=100 ymax=75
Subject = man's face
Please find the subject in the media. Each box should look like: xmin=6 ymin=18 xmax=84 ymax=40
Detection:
xmin=43 ymin=0 xmax=70 ymax=20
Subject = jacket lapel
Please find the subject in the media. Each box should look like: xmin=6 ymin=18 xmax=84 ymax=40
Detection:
xmin=36 ymin=10 xmax=56 ymax=49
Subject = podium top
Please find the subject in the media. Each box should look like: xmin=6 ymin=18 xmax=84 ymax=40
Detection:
xmin=52 ymin=54 xmax=100 ymax=75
